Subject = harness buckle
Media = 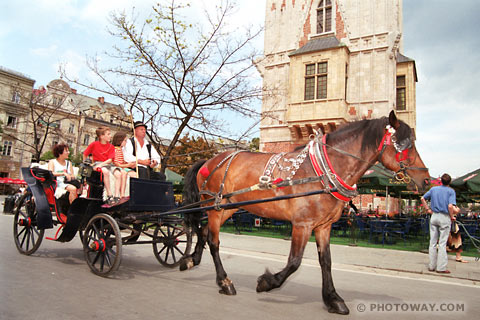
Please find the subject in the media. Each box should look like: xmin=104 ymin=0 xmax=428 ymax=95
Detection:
xmin=258 ymin=175 xmax=272 ymax=189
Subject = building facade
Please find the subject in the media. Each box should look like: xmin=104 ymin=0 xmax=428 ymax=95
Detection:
xmin=0 ymin=66 xmax=130 ymax=179
xmin=256 ymin=0 xmax=417 ymax=152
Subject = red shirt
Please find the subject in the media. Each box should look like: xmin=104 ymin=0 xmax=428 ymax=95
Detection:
xmin=83 ymin=141 xmax=115 ymax=162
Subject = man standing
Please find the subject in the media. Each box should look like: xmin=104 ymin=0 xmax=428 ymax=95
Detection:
xmin=124 ymin=121 xmax=163 ymax=180
xmin=421 ymin=173 xmax=457 ymax=274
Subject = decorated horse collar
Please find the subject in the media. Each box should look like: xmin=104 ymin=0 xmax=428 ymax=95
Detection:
xmin=308 ymin=134 xmax=358 ymax=202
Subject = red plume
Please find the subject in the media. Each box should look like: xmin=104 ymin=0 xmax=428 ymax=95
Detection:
xmin=199 ymin=166 xmax=210 ymax=178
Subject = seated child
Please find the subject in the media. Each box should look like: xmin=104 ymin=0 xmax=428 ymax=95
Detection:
xmin=83 ymin=126 xmax=116 ymax=204
xmin=112 ymin=132 xmax=137 ymax=201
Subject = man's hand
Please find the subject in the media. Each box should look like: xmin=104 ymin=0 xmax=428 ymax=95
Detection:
xmin=138 ymin=159 xmax=151 ymax=166
xmin=150 ymin=160 xmax=158 ymax=168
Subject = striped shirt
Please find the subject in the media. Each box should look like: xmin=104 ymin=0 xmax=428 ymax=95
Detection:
xmin=113 ymin=147 xmax=126 ymax=166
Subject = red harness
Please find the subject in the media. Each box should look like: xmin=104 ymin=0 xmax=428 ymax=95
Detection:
xmin=377 ymin=125 xmax=410 ymax=162
xmin=308 ymin=135 xmax=356 ymax=202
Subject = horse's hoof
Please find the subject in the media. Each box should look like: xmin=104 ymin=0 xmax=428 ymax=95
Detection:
xmin=218 ymin=278 xmax=236 ymax=295
xmin=327 ymin=300 xmax=349 ymax=315
xmin=179 ymin=257 xmax=194 ymax=271
xmin=256 ymin=271 xmax=273 ymax=292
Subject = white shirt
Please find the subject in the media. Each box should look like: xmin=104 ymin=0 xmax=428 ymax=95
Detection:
xmin=123 ymin=137 xmax=161 ymax=168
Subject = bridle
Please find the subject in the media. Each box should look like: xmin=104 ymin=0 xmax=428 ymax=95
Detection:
xmin=377 ymin=124 xmax=428 ymax=184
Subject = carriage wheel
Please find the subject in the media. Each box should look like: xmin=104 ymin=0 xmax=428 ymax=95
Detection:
xmin=13 ymin=193 xmax=44 ymax=255
xmin=153 ymin=220 xmax=192 ymax=268
xmin=83 ymin=214 xmax=122 ymax=277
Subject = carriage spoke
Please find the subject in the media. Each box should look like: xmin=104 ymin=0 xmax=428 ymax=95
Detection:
xmin=170 ymin=247 xmax=179 ymax=263
xmin=20 ymin=228 xmax=28 ymax=248
xmin=158 ymin=244 xmax=167 ymax=254
xmin=17 ymin=226 xmax=27 ymax=239
xmin=173 ymin=244 xmax=185 ymax=256
xmin=104 ymin=251 xmax=112 ymax=267
xmin=26 ymin=230 xmax=31 ymax=251
xmin=158 ymin=227 xmax=167 ymax=238
xmin=100 ymin=253 xmax=105 ymax=272
xmin=32 ymin=227 xmax=41 ymax=237
xmin=92 ymin=251 xmax=101 ymax=265
xmin=164 ymin=246 xmax=170 ymax=262
xmin=29 ymin=230 xmax=36 ymax=250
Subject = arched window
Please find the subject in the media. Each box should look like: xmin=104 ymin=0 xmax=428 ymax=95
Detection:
xmin=317 ymin=0 xmax=332 ymax=34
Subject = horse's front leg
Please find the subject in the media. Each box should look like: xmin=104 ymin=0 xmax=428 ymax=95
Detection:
xmin=180 ymin=222 xmax=207 ymax=271
xmin=257 ymin=224 xmax=310 ymax=292
xmin=314 ymin=226 xmax=349 ymax=315
xmin=207 ymin=213 xmax=237 ymax=295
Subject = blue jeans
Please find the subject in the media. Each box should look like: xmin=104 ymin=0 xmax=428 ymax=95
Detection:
xmin=429 ymin=213 xmax=451 ymax=271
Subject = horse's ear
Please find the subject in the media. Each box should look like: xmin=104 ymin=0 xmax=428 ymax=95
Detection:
xmin=388 ymin=110 xmax=400 ymax=129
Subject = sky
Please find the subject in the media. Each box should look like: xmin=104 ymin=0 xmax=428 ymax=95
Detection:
xmin=1 ymin=0 xmax=479 ymax=178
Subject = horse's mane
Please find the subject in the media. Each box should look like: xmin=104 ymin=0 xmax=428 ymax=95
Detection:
xmin=327 ymin=116 xmax=412 ymax=152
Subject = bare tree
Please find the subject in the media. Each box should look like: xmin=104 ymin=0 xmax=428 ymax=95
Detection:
xmin=3 ymin=84 xmax=76 ymax=162
xmin=62 ymin=0 xmax=262 ymax=173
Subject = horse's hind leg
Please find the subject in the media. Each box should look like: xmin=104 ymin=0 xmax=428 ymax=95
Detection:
xmin=314 ymin=226 xmax=349 ymax=315
xmin=256 ymin=225 xmax=310 ymax=292
xmin=207 ymin=213 xmax=236 ymax=295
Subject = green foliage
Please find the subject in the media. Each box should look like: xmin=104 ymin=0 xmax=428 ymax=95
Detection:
xmin=166 ymin=134 xmax=217 ymax=176
xmin=40 ymin=150 xmax=54 ymax=161
xmin=70 ymin=153 xmax=84 ymax=166
xmin=40 ymin=147 xmax=82 ymax=165
xmin=249 ymin=137 xmax=259 ymax=151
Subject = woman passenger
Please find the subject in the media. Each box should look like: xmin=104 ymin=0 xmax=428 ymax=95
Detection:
xmin=48 ymin=143 xmax=80 ymax=204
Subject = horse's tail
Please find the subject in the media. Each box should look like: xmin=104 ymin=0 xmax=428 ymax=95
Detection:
xmin=182 ymin=159 xmax=207 ymax=228
xmin=183 ymin=159 xmax=206 ymax=205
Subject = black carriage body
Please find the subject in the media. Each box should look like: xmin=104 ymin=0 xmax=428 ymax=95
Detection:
xmin=21 ymin=167 xmax=56 ymax=229
xmin=128 ymin=178 xmax=175 ymax=212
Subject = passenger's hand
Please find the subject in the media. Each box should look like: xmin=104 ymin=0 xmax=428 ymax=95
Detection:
xmin=150 ymin=160 xmax=158 ymax=168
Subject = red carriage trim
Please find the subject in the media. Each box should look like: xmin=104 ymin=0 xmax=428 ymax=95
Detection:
xmin=30 ymin=168 xmax=46 ymax=182
xmin=46 ymin=225 xmax=65 ymax=241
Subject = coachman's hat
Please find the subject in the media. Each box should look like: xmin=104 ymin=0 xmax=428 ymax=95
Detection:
xmin=134 ymin=121 xmax=147 ymax=129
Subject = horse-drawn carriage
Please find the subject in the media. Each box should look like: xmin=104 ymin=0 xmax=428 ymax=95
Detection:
xmin=12 ymin=112 xmax=430 ymax=315
xmin=13 ymin=163 xmax=192 ymax=276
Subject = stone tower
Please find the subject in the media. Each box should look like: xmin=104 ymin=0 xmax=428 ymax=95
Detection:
xmin=256 ymin=0 xmax=417 ymax=152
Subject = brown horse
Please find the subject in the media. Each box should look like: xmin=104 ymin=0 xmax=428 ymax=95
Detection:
xmin=181 ymin=111 xmax=429 ymax=315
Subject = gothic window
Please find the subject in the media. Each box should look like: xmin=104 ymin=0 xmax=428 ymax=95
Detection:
xmin=304 ymin=62 xmax=328 ymax=100
xmin=396 ymin=75 xmax=406 ymax=110
xmin=317 ymin=0 xmax=332 ymax=34
xmin=83 ymin=134 xmax=90 ymax=146
xmin=68 ymin=123 xmax=75 ymax=134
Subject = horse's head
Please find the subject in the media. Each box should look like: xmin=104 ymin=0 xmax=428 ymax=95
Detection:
xmin=378 ymin=111 xmax=430 ymax=192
